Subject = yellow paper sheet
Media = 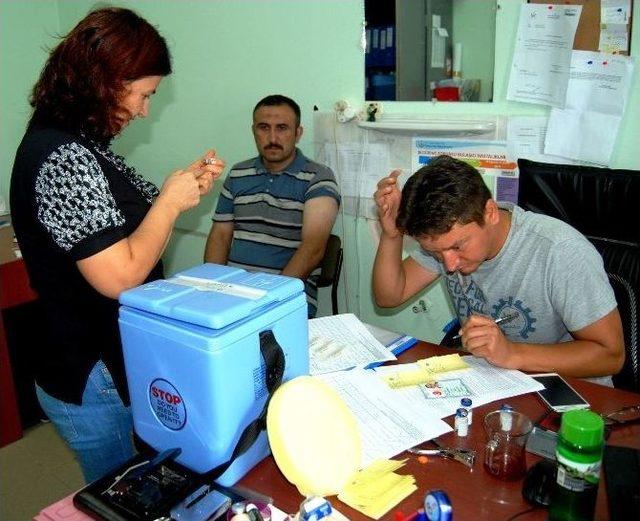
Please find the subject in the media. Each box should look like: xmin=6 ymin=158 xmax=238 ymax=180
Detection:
xmin=382 ymin=354 xmax=469 ymax=388
xmin=338 ymin=459 xmax=417 ymax=519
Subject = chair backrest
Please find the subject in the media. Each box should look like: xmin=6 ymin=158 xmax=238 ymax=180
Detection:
xmin=518 ymin=159 xmax=640 ymax=392
xmin=316 ymin=234 xmax=343 ymax=315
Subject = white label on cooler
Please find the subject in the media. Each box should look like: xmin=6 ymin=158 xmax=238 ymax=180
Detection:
xmin=171 ymin=275 xmax=267 ymax=300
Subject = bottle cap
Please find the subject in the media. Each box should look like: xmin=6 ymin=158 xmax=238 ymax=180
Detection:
xmin=455 ymin=408 xmax=468 ymax=417
xmin=424 ymin=490 xmax=452 ymax=521
xmin=299 ymin=496 xmax=332 ymax=521
xmin=460 ymin=398 xmax=472 ymax=407
xmin=559 ymin=409 xmax=604 ymax=448
xmin=232 ymin=502 xmax=247 ymax=514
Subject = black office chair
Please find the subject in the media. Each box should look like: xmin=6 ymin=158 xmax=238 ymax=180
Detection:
xmin=316 ymin=234 xmax=343 ymax=315
xmin=518 ymin=159 xmax=640 ymax=393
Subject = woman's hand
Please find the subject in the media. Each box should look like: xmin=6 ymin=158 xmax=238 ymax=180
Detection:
xmin=195 ymin=150 xmax=225 ymax=195
xmin=157 ymin=170 xmax=202 ymax=216
xmin=77 ymin=150 xmax=226 ymax=298
xmin=157 ymin=150 xmax=226 ymax=215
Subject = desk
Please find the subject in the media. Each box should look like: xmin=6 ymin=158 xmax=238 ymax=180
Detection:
xmin=239 ymin=342 xmax=640 ymax=521
xmin=1 ymin=221 xmax=39 ymax=447
xmin=36 ymin=342 xmax=640 ymax=521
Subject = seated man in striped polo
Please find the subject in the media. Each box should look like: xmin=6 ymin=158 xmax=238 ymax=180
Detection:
xmin=204 ymin=94 xmax=341 ymax=317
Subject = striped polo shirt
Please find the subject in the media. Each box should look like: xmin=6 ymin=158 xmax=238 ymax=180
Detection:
xmin=212 ymin=149 xmax=341 ymax=316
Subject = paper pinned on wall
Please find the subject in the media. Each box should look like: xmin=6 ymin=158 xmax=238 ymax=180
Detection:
xmin=323 ymin=142 xmax=392 ymax=198
xmin=507 ymin=116 xmax=579 ymax=165
xmin=599 ymin=23 xmax=629 ymax=54
xmin=601 ymin=0 xmax=631 ymax=24
xmin=507 ymin=3 xmax=582 ymax=107
xmin=544 ymin=51 xmax=634 ymax=166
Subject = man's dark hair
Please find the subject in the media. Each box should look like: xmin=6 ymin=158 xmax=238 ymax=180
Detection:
xmin=396 ymin=155 xmax=492 ymax=237
xmin=30 ymin=7 xmax=171 ymax=140
xmin=253 ymin=95 xmax=301 ymax=126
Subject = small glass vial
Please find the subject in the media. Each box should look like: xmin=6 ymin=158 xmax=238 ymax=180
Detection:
xmin=460 ymin=397 xmax=473 ymax=425
xmin=455 ymin=408 xmax=469 ymax=437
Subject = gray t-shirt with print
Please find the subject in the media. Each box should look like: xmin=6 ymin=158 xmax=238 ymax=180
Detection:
xmin=412 ymin=205 xmax=617 ymax=384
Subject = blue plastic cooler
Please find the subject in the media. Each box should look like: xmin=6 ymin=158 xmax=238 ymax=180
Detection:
xmin=118 ymin=263 xmax=309 ymax=485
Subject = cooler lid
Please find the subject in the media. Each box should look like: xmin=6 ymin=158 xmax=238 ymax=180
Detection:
xmin=119 ymin=263 xmax=304 ymax=330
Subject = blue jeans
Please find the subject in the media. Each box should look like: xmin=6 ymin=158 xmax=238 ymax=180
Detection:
xmin=35 ymin=360 xmax=135 ymax=483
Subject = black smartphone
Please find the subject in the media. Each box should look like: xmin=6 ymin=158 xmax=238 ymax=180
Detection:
xmin=532 ymin=373 xmax=590 ymax=413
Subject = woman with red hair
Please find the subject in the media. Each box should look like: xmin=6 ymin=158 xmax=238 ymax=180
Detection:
xmin=9 ymin=7 xmax=224 ymax=482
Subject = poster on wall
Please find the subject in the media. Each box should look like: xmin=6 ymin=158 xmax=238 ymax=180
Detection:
xmin=411 ymin=139 xmax=519 ymax=204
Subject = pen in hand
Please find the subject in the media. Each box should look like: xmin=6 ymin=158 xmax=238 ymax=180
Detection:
xmin=452 ymin=312 xmax=518 ymax=340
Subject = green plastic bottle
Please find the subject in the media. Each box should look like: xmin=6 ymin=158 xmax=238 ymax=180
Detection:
xmin=548 ymin=409 xmax=605 ymax=521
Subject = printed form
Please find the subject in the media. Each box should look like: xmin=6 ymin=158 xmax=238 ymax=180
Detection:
xmin=373 ymin=356 xmax=544 ymax=419
xmin=309 ymin=313 xmax=396 ymax=375
xmin=317 ymin=356 xmax=543 ymax=466
xmin=507 ymin=3 xmax=582 ymax=107
xmin=318 ymin=369 xmax=452 ymax=467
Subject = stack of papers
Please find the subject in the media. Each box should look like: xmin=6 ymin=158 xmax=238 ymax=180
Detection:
xmin=317 ymin=369 xmax=452 ymax=467
xmin=309 ymin=314 xmax=396 ymax=375
xmin=373 ymin=356 xmax=544 ymax=419
xmin=307 ymin=314 xmax=544 ymax=474
xmin=363 ymin=323 xmax=418 ymax=356
xmin=338 ymin=460 xmax=417 ymax=520
xmin=316 ymin=356 xmax=543 ymax=467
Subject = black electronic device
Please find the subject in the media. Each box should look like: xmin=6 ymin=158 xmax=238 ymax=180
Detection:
xmin=603 ymin=445 xmax=640 ymax=520
xmin=531 ymin=373 xmax=590 ymax=413
xmin=522 ymin=459 xmax=557 ymax=508
xmin=73 ymin=447 xmax=261 ymax=521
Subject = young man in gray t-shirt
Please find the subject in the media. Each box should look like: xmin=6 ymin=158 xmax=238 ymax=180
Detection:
xmin=372 ymin=155 xmax=624 ymax=384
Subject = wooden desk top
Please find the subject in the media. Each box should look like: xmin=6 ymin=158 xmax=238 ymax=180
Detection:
xmin=240 ymin=342 xmax=640 ymax=521
xmin=0 ymin=220 xmax=38 ymax=309
xmin=0 ymin=221 xmax=18 ymax=265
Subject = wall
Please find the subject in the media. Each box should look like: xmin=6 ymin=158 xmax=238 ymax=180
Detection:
xmin=0 ymin=0 xmax=61 ymax=210
xmin=452 ymin=0 xmax=496 ymax=102
xmin=1 ymin=1 xmax=639 ymax=337
xmin=53 ymin=0 xmax=365 ymax=275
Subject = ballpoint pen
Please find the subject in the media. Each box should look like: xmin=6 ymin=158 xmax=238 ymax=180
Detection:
xmin=452 ymin=312 xmax=518 ymax=341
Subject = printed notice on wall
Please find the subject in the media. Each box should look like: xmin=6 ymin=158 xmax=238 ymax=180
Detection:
xmin=507 ymin=116 xmax=578 ymax=166
xmin=507 ymin=3 xmax=582 ymax=107
xmin=599 ymin=0 xmax=630 ymax=54
xmin=544 ymin=51 xmax=634 ymax=166
xmin=412 ymin=139 xmax=518 ymax=204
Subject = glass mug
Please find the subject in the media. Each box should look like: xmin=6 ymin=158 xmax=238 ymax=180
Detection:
xmin=483 ymin=409 xmax=533 ymax=480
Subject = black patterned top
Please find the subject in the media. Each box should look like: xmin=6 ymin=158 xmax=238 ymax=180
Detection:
xmin=10 ymin=122 xmax=164 ymax=405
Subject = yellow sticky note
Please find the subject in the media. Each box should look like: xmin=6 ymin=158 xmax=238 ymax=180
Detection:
xmin=382 ymin=354 xmax=468 ymax=389
xmin=417 ymin=353 xmax=469 ymax=373
xmin=338 ymin=459 xmax=417 ymax=519
xmin=382 ymin=370 xmax=435 ymax=389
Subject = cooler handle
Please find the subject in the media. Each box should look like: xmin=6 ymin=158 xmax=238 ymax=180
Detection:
xmin=201 ymin=329 xmax=285 ymax=481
